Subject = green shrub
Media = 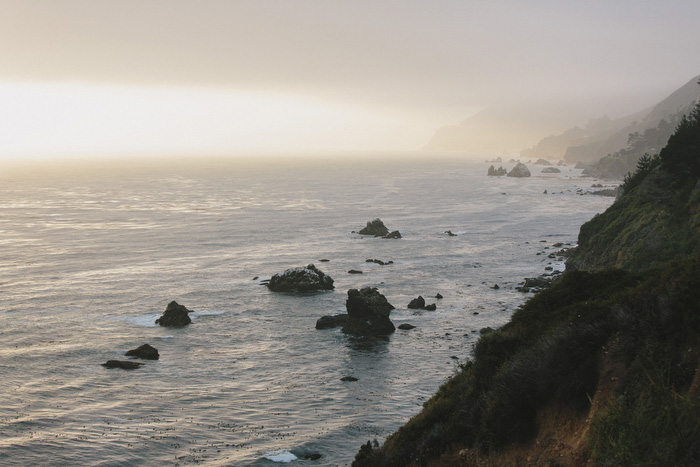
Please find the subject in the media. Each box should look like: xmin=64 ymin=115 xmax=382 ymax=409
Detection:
xmin=621 ymin=152 xmax=661 ymax=194
xmin=660 ymin=100 xmax=700 ymax=178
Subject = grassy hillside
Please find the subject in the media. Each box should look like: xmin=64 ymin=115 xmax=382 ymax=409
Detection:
xmin=352 ymin=100 xmax=700 ymax=466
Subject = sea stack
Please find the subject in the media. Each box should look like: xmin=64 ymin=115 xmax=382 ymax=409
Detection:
xmin=342 ymin=287 xmax=396 ymax=335
xmin=358 ymin=218 xmax=390 ymax=237
xmin=267 ymin=264 xmax=334 ymax=292
xmin=155 ymin=301 xmax=193 ymax=327
xmin=507 ymin=162 xmax=531 ymax=177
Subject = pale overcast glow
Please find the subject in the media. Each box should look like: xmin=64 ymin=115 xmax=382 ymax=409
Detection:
xmin=1 ymin=1 xmax=699 ymax=161
xmin=0 ymin=82 xmax=449 ymax=160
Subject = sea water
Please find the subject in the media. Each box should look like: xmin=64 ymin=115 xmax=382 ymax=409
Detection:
xmin=0 ymin=154 xmax=615 ymax=466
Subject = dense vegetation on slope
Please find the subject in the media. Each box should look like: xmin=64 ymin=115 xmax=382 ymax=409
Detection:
xmin=353 ymin=99 xmax=700 ymax=466
xmin=581 ymin=110 xmax=686 ymax=180
xmin=561 ymin=74 xmax=700 ymax=166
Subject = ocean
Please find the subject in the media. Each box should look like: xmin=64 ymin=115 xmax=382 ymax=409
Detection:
xmin=0 ymin=154 xmax=615 ymax=466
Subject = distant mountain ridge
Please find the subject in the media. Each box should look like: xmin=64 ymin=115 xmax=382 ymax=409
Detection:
xmin=423 ymin=105 xmax=587 ymax=155
xmin=526 ymin=74 xmax=700 ymax=164
xmin=425 ymin=75 xmax=700 ymax=167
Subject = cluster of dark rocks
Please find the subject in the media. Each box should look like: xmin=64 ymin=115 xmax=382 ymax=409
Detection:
xmin=407 ymin=296 xmax=437 ymax=311
xmin=487 ymin=165 xmax=508 ymax=176
xmin=103 ymin=300 xmax=195 ymax=369
xmin=366 ymin=258 xmax=393 ymax=265
xmin=516 ymin=276 xmax=555 ymax=293
xmin=487 ymin=162 xmax=531 ymax=177
xmin=102 ymin=343 xmax=160 ymax=370
xmin=102 ymin=300 xmax=196 ymax=370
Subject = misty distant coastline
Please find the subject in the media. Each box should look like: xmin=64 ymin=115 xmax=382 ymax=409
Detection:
xmin=426 ymin=74 xmax=700 ymax=181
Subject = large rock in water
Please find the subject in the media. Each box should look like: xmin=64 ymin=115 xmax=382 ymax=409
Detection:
xmin=507 ymin=162 xmax=531 ymax=177
xmin=358 ymin=218 xmax=390 ymax=237
xmin=267 ymin=264 xmax=334 ymax=292
xmin=342 ymin=287 xmax=395 ymax=335
xmin=125 ymin=344 xmax=159 ymax=360
xmin=407 ymin=296 xmax=426 ymax=309
xmin=155 ymin=301 xmax=192 ymax=327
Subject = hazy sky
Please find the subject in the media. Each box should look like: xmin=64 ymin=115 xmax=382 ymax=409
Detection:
xmin=1 ymin=0 xmax=699 ymax=160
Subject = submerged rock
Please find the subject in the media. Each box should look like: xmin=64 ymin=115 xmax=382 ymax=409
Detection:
xmin=366 ymin=258 xmax=393 ymax=265
xmin=541 ymin=167 xmax=561 ymax=173
xmin=267 ymin=264 xmax=334 ymax=292
xmin=102 ymin=360 xmax=144 ymax=370
xmin=341 ymin=376 xmax=359 ymax=382
xmin=155 ymin=301 xmax=193 ymax=327
xmin=398 ymin=323 xmax=416 ymax=330
xmin=315 ymin=314 xmax=349 ymax=330
xmin=342 ymin=287 xmax=395 ymax=335
xmin=125 ymin=344 xmax=159 ymax=360
xmin=507 ymin=162 xmax=531 ymax=178
xmin=358 ymin=218 xmax=390 ymax=237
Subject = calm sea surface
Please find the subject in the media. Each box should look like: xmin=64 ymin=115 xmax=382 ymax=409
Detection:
xmin=0 ymin=154 xmax=615 ymax=466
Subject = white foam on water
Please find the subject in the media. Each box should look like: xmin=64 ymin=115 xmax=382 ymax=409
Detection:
xmin=124 ymin=313 xmax=161 ymax=327
xmin=263 ymin=450 xmax=298 ymax=463
xmin=191 ymin=308 xmax=228 ymax=318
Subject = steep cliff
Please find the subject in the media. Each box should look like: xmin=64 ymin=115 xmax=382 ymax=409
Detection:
xmin=353 ymin=101 xmax=700 ymax=466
